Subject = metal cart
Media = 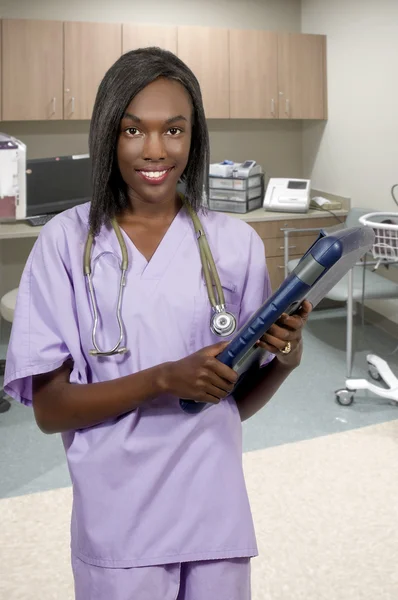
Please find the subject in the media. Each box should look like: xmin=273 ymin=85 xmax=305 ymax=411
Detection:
xmin=335 ymin=212 xmax=398 ymax=405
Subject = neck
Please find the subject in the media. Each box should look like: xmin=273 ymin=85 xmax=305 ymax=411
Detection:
xmin=122 ymin=190 xmax=182 ymax=223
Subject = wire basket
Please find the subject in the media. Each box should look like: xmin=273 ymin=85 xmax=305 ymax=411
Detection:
xmin=359 ymin=212 xmax=398 ymax=263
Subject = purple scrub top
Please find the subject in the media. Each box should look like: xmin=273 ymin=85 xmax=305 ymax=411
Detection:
xmin=5 ymin=202 xmax=272 ymax=567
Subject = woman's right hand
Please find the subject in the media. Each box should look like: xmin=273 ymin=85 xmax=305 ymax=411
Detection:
xmin=161 ymin=342 xmax=239 ymax=404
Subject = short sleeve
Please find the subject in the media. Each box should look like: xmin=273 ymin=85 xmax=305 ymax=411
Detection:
xmin=4 ymin=220 xmax=87 ymax=406
xmin=239 ymin=228 xmax=274 ymax=367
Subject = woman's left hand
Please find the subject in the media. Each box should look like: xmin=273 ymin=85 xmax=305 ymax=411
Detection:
xmin=255 ymin=300 xmax=312 ymax=369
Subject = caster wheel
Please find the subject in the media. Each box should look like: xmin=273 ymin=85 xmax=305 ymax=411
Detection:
xmin=335 ymin=389 xmax=355 ymax=406
xmin=368 ymin=364 xmax=382 ymax=382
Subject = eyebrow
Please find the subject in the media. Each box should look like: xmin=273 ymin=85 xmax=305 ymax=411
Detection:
xmin=122 ymin=112 xmax=188 ymax=125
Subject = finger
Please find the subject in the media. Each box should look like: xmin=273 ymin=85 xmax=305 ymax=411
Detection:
xmin=261 ymin=333 xmax=294 ymax=353
xmin=296 ymin=300 xmax=312 ymax=320
xmin=211 ymin=359 xmax=239 ymax=385
xmin=266 ymin=322 xmax=297 ymax=341
xmin=202 ymin=383 xmax=229 ymax=401
xmin=276 ymin=312 xmax=307 ymax=331
xmin=204 ymin=341 xmax=230 ymax=357
xmin=255 ymin=340 xmax=280 ymax=354
xmin=207 ymin=372 xmax=236 ymax=395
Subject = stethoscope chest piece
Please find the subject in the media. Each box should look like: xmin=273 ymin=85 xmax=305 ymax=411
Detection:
xmin=210 ymin=308 xmax=237 ymax=337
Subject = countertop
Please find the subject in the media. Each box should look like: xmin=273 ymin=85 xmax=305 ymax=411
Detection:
xmin=229 ymin=207 xmax=348 ymax=223
xmin=0 ymin=208 xmax=348 ymax=241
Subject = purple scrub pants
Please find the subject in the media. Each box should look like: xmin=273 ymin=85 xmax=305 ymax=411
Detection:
xmin=72 ymin=555 xmax=251 ymax=600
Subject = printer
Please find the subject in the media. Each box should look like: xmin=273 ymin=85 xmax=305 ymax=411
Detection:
xmin=0 ymin=133 xmax=26 ymax=220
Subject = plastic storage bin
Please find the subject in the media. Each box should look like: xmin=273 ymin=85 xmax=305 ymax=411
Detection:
xmin=209 ymin=174 xmax=263 ymax=191
xmin=209 ymin=185 xmax=262 ymax=202
xmin=209 ymin=197 xmax=263 ymax=214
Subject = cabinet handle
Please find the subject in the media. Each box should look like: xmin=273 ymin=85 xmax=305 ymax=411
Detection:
xmin=71 ymin=97 xmax=75 ymax=115
xmin=279 ymin=245 xmax=296 ymax=250
xmin=271 ymin=98 xmax=275 ymax=116
xmin=278 ymin=265 xmax=285 ymax=269
xmin=285 ymin=99 xmax=290 ymax=116
xmin=51 ymin=97 xmax=56 ymax=116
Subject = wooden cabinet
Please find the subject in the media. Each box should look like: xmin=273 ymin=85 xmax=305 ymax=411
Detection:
xmin=64 ymin=21 xmax=122 ymax=120
xmin=122 ymin=24 xmax=177 ymax=54
xmin=1 ymin=19 xmax=63 ymax=121
xmin=249 ymin=215 xmax=344 ymax=290
xmin=178 ymin=26 xmax=229 ymax=119
xmin=0 ymin=19 xmax=327 ymax=122
xmin=278 ymin=33 xmax=327 ymax=120
xmin=230 ymin=29 xmax=278 ymax=119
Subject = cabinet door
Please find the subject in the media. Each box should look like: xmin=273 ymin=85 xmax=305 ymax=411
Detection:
xmin=64 ymin=21 xmax=122 ymax=120
xmin=123 ymin=24 xmax=177 ymax=54
xmin=229 ymin=29 xmax=278 ymax=119
xmin=2 ymin=19 xmax=63 ymax=121
xmin=278 ymin=33 xmax=327 ymax=120
xmin=178 ymin=26 xmax=229 ymax=119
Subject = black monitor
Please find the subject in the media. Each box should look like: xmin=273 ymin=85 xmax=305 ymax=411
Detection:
xmin=26 ymin=154 xmax=92 ymax=217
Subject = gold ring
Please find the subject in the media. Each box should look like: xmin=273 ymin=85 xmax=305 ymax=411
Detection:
xmin=280 ymin=341 xmax=292 ymax=355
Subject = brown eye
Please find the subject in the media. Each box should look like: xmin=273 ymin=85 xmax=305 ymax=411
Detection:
xmin=167 ymin=127 xmax=182 ymax=136
xmin=126 ymin=127 xmax=140 ymax=136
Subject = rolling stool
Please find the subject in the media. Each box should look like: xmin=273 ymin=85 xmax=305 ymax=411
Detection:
xmin=0 ymin=287 xmax=18 ymax=413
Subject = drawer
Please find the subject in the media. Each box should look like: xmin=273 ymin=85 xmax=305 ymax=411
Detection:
xmin=264 ymin=234 xmax=319 ymax=258
xmin=266 ymin=255 xmax=301 ymax=291
xmin=249 ymin=216 xmax=346 ymax=240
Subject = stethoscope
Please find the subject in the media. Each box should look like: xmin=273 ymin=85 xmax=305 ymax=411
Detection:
xmin=83 ymin=199 xmax=237 ymax=357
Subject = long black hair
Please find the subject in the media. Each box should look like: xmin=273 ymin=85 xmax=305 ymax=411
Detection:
xmin=88 ymin=47 xmax=210 ymax=235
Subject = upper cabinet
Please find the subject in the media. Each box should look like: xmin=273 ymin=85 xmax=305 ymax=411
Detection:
xmin=278 ymin=33 xmax=327 ymax=120
xmin=122 ymin=24 xmax=177 ymax=54
xmin=2 ymin=19 xmax=63 ymax=121
xmin=177 ymin=26 xmax=229 ymax=119
xmin=229 ymin=30 xmax=279 ymax=119
xmin=0 ymin=19 xmax=327 ymax=122
xmin=64 ymin=22 xmax=122 ymax=120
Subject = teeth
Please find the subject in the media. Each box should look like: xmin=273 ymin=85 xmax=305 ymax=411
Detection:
xmin=141 ymin=170 xmax=168 ymax=179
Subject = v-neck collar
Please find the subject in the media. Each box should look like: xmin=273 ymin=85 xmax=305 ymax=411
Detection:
xmin=99 ymin=205 xmax=191 ymax=280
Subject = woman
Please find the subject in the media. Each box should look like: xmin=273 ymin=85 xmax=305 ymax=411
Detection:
xmin=5 ymin=48 xmax=311 ymax=599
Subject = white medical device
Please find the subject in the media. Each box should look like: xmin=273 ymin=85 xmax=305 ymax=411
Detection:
xmin=0 ymin=133 xmax=26 ymax=220
xmin=263 ymin=178 xmax=311 ymax=214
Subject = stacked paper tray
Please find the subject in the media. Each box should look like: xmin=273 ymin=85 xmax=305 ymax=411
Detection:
xmin=209 ymin=197 xmax=263 ymax=214
xmin=209 ymin=174 xmax=263 ymax=191
xmin=208 ymin=174 xmax=264 ymax=214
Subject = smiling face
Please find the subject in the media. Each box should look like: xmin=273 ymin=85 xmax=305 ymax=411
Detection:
xmin=117 ymin=77 xmax=193 ymax=210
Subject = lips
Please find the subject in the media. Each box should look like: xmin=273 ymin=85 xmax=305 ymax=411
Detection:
xmin=136 ymin=167 xmax=174 ymax=185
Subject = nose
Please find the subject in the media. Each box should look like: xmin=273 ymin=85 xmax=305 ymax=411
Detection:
xmin=142 ymin=132 xmax=167 ymax=161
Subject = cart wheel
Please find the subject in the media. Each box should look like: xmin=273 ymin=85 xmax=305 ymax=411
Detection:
xmin=335 ymin=389 xmax=355 ymax=406
xmin=368 ymin=364 xmax=382 ymax=382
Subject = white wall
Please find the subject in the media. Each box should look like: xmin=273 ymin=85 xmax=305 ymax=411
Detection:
xmin=0 ymin=0 xmax=301 ymax=30
xmin=302 ymin=0 xmax=398 ymax=324
xmin=302 ymin=0 xmax=398 ymax=211
xmin=0 ymin=0 xmax=303 ymax=176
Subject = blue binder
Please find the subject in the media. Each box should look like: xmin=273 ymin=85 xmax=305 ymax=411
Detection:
xmin=180 ymin=225 xmax=375 ymax=414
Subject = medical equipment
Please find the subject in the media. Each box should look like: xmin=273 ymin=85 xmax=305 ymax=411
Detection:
xmin=181 ymin=224 xmax=375 ymax=414
xmin=335 ymin=213 xmax=398 ymax=406
xmin=84 ymin=198 xmax=237 ymax=357
xmin=263 ymin=178 xmax=311 ymax=213
xmin=0 ymin=133 xmax=26 ymax=220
